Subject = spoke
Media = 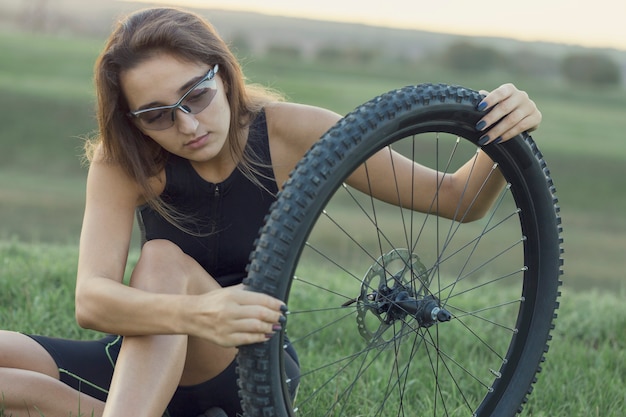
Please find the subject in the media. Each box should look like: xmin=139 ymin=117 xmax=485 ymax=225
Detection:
xmin=374 ymin=322 xmax=424 ymax=417
xmin=307 ymin=204 xmax=418 ymax=293
xmin=315 ymin=209 xmax=379 ymax=264
xmin=385 ymin=146 xmax=413 ymax=252
xmin=446 ymin=267 xmax=526 ymax=300
xmin=291 ymin=274 xmax=356 ymax=304
xmin=302 ymin=242 xmax=363 ymax=281
xmin=329 ymin=184 xmax=420 ymax=279
xmin=363 ymin=161 xmax=386 ymax=264
xmin=297 ymin=333 xmax=392 ymax=414
xmin=424 ymin=328 xmax=477 ymax=415
xmin=450 ymin=298 xmax=523 ymax=332
xmin=433 ymin=182 xmax=512 ymax=299
xmin=437 ymin=237 xmax=525 ymax=300
xmin=451 ymin=314 xmax=508 ymax=361
xmin=286 ymin=307 xmax=356 ymax=346
xmin=434 ymin=206 xmax=520 ymax=268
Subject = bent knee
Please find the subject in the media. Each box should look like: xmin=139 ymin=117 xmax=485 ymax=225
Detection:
xmin=130 ymin=239 xmax=215 ymax=294
xmin=137 ymin=239 xmax=192 ymax=274
xmin=141 ymin=239 xmax=185 ymax=259
xmin=130 ymin=239 xmax=188 ymax=293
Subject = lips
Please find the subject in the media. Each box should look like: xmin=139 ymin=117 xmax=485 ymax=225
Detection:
xmin=185 ymin=134 xmax=209 ymax=149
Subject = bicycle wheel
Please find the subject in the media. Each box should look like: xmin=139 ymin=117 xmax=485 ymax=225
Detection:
xmin=238 ymin=84 xmax=563 ymax=417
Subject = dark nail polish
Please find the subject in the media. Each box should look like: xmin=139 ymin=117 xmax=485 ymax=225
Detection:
xmin=477 ymin=101 xmax=488 ymax=111
xmin=475 ymin=120 xmax=487 ymax=131
xmin=280 ymin=304 xmax=289 ymax=313
xmin=478 ymin=135 xmax=490 ymax=146
xmin=279 ymin=315 xmax=287 ymax=324
xmin=493 ymin=137 xmax=503 ymax=144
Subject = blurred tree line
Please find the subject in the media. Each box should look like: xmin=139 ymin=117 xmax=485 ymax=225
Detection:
xmin=13 ymin=1 xmax=624 ymax=88
xmin=560 ymin=52 xmax=622 ymax=86
xmin=439 ymin=41 xmax=622 ymax=86
xmin=232 ymin=35 xmax=623 ymax=87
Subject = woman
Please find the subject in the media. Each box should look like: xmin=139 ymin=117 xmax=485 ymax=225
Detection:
xmin=0 ymin=7 xmax=541 ymax=417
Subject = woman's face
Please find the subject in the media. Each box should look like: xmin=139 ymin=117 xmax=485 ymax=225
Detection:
xmin=121 ymin=53 xmax=232 ymax=164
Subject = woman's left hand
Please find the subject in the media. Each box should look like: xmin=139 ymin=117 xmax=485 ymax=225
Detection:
xmin=475 ymin=83 xmax=542 ymax=146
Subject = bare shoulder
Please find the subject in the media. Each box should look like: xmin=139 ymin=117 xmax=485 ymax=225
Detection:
xmin=87 ymin=144 xmax=163 ymax=207
xmin=263 ymin=102 xmax=343 ymax=189
xmin=265 ymin=102 xmax=342 ymax=143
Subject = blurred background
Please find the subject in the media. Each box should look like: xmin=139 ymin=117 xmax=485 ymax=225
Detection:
xmin=1 ymin=0 xmax=625 ymax=293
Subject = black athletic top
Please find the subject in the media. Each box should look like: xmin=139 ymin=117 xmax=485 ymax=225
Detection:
xmin=136 ymin=110 xmax=278 ymax=286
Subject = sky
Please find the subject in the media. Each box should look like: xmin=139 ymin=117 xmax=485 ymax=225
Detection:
xmin=123 ymin=0 xmax=626 ymax=51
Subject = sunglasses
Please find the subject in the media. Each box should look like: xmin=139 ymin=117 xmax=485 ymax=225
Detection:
xmin=128 ymin=64 xmax=219 ymax=131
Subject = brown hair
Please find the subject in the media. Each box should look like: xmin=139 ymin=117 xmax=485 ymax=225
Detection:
xmin=85 ymin=7 xmax=282 ymax=220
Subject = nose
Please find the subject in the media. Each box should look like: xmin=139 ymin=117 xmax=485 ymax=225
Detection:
xmin=174 ymin=108 xmax=199 ymax=134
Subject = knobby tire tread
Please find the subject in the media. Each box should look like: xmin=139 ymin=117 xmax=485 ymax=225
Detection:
xmin=237 ymin=84 xmax=563 ymax=417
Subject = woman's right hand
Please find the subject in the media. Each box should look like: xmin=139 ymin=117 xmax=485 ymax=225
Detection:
xmin=187 ymin=284 xmax=286 ymax=347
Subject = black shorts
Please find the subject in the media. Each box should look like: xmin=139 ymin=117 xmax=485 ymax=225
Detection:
xmin=27 ymin=334 xmax=299 ymax=417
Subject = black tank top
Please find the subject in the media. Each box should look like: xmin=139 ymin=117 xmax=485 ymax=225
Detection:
xmin=136 ymin=110 xmax=278 ymax=286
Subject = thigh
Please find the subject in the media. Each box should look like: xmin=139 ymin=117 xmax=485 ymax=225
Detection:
xmin=0 ymin=330 xmax=59 ymax=378
xmin=25 ymin=333 xmax=122 ymax=402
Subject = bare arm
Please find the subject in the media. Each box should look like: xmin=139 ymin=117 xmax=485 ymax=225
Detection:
xmin=74 ymin=153 xmax=184 ymax=335
xmin=266 ymin=83 xmax=541 ymax=222
xmin=350 ymin=82 xmax=541 ymax=222
xmin=75 ymin=152 xmax=283 ymax=343
xmin=346 ymin=147 xmax=504 ymax=222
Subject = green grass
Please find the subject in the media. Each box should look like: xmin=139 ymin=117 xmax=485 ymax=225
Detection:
xmin=0 ymin=241 xmax=138 ymax=337
xmin=0 ymin=30 xmax=100 ymax=99
xmin=287 ymin=259 xmax=524 ymax=416
xmin=2 ymin=29 xmax=625 ymax=291
xmin=1 ymin=241 xmax=624 ymax=416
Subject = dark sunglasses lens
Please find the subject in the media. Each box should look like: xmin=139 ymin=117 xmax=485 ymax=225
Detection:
xmin=135 ymin=75 xmax=217 ymax=131
xmin=182 ymin=82 xmax=217 ymax=114
xmin=137 ymin=109 xmax=174 ymax=130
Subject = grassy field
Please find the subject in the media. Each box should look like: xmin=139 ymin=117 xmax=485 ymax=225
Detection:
xmin=1 ymin=29 xmax=625 ymax=291
xmin=1 ymin=240 xmax=624 ymax=415
xmin=0 ymin=27 xmax=625 ymax=416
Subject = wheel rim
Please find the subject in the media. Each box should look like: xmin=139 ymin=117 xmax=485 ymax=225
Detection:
xmin=282 ymin=133 xmax=530 ymax=416
xmin=240 ymin=85 xmax=562 ymax=417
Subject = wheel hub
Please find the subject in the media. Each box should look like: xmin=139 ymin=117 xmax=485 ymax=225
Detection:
xmin=351 ymin=249 xmax=452 ymax=344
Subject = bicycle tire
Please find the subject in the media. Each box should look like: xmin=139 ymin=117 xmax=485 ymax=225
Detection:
xmin=238 ymin=84 xmax=563 ymax=417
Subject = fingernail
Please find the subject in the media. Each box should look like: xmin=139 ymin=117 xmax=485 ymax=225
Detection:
xmin=493 ymin=137 xmax=503 ymax=144
xmin=272 ymin=324 xmax=283 ymax=332
xmin=279 ymin=315 xmax=287 ymax=324
xmin=280 ymin=304 xmax=289 ymax=313
xmin=475 ymin=120 xmax=487 ymax=131
xmin=265 ymin=333 xmax=274 ymax=339
xmin=477 ymin=101 xmax=488 ymax=111
xmin=478 ymin=135 xmax=490 ymax=146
